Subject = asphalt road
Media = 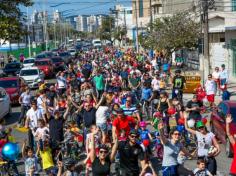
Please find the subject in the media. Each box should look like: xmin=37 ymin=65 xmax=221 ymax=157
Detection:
xmin=4 ymin=79 xmax=233 ymax=176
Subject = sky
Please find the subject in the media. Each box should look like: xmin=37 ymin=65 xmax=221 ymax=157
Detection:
xmin=22 ymin=0 xmax=131 ymax=17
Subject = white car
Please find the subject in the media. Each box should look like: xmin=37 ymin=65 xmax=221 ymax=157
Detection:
xmin=0 ymin=87 xmax=11 ymax=119
xmin=19 ymin=67 xmax=44 ymax=89
xmin=68 ymin=48 xmax=76 ymax=56
xmin=23 ymin=58 xmax=35 ymax=67
xmin=92 ymin=39 xmax=102 ymax=47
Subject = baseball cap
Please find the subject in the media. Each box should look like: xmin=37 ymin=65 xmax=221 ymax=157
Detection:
xmin=196 ymin=121 xmax=205 ymax=129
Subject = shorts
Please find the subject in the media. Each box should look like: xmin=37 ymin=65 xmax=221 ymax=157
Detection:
xmin=96 ymin=123 xmax=107 ymax=132
xmin=207 ymin=94 xmax=215 ymax=103
xmin=162 ymin=165 xmax=178 ymax=176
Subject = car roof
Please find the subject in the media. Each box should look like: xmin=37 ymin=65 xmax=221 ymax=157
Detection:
xmin=21 ymin=67 xmax=39 ymax=71
xmin=0 ymin=76 xmax=18 ymax=81
xmin=6 ymin=62 xmax=21 ymax=65
xmin=24 ymin=58 xmax=35 ymax=60
xmin=35 ymin=59 xmax=50 ymax=62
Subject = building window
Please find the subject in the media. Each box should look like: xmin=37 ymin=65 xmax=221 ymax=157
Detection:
xmin=139 ymin=0 xmax=144 ymax=17
xmin=233 ymin=0 xmax=236 ymax=11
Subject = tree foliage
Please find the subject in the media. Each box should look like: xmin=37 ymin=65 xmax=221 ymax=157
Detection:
xmin=140 ymin=12 xmax=200 ymax=55
xmin=0 ymin=0 xmax=33 ymax=44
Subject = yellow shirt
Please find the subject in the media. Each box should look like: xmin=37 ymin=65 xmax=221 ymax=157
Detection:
xmin=40 ymin=148 xmax=54 ymax=170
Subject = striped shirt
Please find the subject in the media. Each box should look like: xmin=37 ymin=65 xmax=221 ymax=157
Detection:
xmin=121 ymin=104 xmax=138 ymax=116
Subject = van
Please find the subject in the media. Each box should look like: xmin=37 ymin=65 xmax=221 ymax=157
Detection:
xmin=92 ymin=39 xmax=102 ymax=47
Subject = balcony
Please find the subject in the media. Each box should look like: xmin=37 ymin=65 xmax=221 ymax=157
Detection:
xmin=151 ymin=0 xmax=162 ymax=6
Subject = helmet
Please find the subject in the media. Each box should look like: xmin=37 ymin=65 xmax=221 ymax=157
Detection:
xmin=196 ymin=121 xmax=205 ymax=129
xmin=175 ymin=69 xmax=181 ymax=74
xmin=64 ymin=158 xmax=76 ymax=169
xmin=139 ymin=121 xmax=147 ymax=127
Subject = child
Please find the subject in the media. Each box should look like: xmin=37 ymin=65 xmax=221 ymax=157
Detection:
xmin=193 ymin=159 xmax=213 ymax=176
xmin=84 ymin=125 xmax=100 ymax=175
xmin=34 ymin=119 xmax=49 ymax=142
xmin=118 ymin=129 xmax=127 ymax=141
xmin=22 ymin=140 xmax=39 ymax=176
xmin=37 ymin=139 xmax=55 ymax=175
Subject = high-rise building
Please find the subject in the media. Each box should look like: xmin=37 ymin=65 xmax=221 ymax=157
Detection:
xmin=75 ymin=15 xmax=89 ymax=32
xmin=53 ymin=10 xmax=62 ymax=23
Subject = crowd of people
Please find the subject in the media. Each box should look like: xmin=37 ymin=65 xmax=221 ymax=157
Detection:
xmin=0 ymin=46 xmax=235 ymax=176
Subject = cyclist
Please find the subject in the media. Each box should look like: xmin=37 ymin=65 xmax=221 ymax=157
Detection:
xmin=63 ymin=158 xmax=78 ymax=176
xmin=172 ymin=69 xmax=186 ymax=101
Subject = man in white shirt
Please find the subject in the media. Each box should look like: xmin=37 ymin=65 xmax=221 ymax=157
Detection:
xmin=212 ymin=67 xmax=220 ymax=95
xmin=25 ymin=101 xmax=45 ymax=149
xmin=151 ymin=74 xmax=160 ymax=92
xmin=18 ymin=86 xmax=32 ymax=126
xmin=56 ymin=71 xmax=67 ymax=95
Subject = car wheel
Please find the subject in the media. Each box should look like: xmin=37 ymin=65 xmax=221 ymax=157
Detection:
xmin=226 ymin=138 xmax=233 ymax=158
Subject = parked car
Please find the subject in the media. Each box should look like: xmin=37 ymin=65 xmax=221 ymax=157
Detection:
xmin=23 ymin=58 xmax=35 ymax=67
xmin=210 ymin=100 xmax=236 ymax=157
xmin=0 ymin=87 xmax=11 ymax=119
xmin=3 ymin=62 xmax=21 ymax=75
xmin=35 ymin=59 xmax=54 ymax=78
xmin=0 ymin=76 xmax=26 ymax=104
xmin=19 ymin=67 xmax=44 ymax=89
xmin=58 ymin=52 xmax=71 ymax=64
xmin=68 ymin=48 xmax=76 ymax=56
xmin=35 ymin=53 xmax=48 ymax=60
xmin=51 ymin=56 xmax=65 ymax=72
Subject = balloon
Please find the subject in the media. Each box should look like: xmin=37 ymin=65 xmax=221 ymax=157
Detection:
xmin=167 ymin=107 xmax=176 ymax=115
xmin=202 ymin=118 xmax=208 ymax=125
xmin=187 ymin=119 xmax=195 ymax=128
xmin=142 ymin=139 xmax=150 ymax=147
xmin=2 ymin=142 xmax=20 ymax=161
xmin=178 ymin=117 xmax=185 ymax=125
xmin=176 ymin=125 xmax=185 ymax=133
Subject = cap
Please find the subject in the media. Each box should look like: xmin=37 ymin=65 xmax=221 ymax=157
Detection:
xmin=129 ymin=129 xmax=138 ymax=135
xmin=196 ymin=121 xmax=205 ymax=128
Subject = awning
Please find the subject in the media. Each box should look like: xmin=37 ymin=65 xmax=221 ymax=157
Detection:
xmin=225 ymin=26 xmax=236 ymax=31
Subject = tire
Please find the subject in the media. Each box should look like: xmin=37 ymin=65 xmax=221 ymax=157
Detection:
xmin=226 ymin=138 xmax=233 ymax=158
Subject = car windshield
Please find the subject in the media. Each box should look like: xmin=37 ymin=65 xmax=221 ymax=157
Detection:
xmin=59 ymin=52 xmax=69 ymax=57
xmin=24 ymin=59 xmax=34 ymax=64
xmin=35 ymin=61 xmax=48 ymax=66
xmin=52 ymin=58 xmax=63 ymax=63
xmin=0 ymin=80 xmax=17 ymax=88
xmin=5 ymin=64 xmax=20 ymax=69
xmin=20 ymin=69 xmax=38 ymax=76
xmin=36 ymin=54 xmax=46 ymax=59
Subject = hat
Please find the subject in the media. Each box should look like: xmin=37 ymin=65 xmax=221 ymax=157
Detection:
xmin=129 ymin=129 xmax=138 ymax=135
xmin=116 ymin=108 xmax=124 ymax=114
xmin=196 ymin=121 xmax=205 ymax=128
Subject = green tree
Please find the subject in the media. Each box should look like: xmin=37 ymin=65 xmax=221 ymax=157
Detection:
xmin=0 ymin=0 xmax=33 ymax=45
xmin=113 ymin=26 xmax=127 ymax=46
xmin=140 ymin=12 xmax=200 ymax=56
xmin=99 ymin=16 xmax=115 ymax=44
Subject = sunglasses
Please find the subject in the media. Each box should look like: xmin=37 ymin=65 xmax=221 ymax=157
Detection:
xmin=173 ymin=133 xmax=180 ymax=136
xmin=198 ymin=126 xmax=204 ymax=130
xmin=99 ymin=150 xmax=108 ymax=154
xmin=130 ymin=135 xmax=138 ymax=138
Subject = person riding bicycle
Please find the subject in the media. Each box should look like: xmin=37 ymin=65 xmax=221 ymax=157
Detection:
xmin=63 ymin=158 xmax=79 ymax=176
xmin=172 ymin=69 xmax=186 ymax=101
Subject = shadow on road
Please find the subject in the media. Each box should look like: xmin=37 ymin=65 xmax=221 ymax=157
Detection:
xmin=5 ymin=111 xmax=20 ymax=126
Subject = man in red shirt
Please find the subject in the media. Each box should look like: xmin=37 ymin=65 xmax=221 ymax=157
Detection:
xmin=112 ymin=108 xmax=137 ymax=142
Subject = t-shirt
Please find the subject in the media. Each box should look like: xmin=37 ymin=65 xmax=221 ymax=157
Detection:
xmin=34 ymin=127 xmax=49 ymax=141
xmin=25 ymin=156 xmax=38 ymax=176
xmin=39 ymin=148 xmax=54 ymax=170
xmin=20 ymin=92 xmax=31 ymax=106
xmin=230 ymin=143 xmax=236 ymax=174
xmin=112 ymin=116 xmax=136 ymax=137
xmin=121 ymin=104 xmax=138 ymax=116
xmin=173 ymin=75 xmax=186 ymax=89
xmin=196 ymin=131 xmax=215 ymax=157
xmin=81 ymin=108 xmax=96 ymax=128
xmin=205 ymin=80 xmax=216 ymax=95
xmin=141 ymin=88 xmax=152 ymax=101
xmin=93 ymin=75 xmax=105 ymax=90
xmin=118 ymin=141 xmax=145 ymax=173
xmin=193 ymin=168 xmax=212 ymax=176
xmin=48 ymin=116 xmax=64 ymax=142
xmin=96 ymin=106 xmax=109 ymax=124
xmin=129 ymin=77 xmax=140 ymax=87
xmin=139 ymin=129 xmax=150 ymax=141
xmin=186 ymin=100 xmax=203 ymax=120
xmin=26 ymin=108 xmax=44 ymax=130
xmin=162 ymin=140 xmax=183 ymax=167
xmin=92 ymin=156 xmax=111 ymax=176
xmin=151 ymin=78 xmax=160 ymax=91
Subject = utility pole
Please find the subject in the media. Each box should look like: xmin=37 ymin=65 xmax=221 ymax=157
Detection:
xmin=123 ymin=9 xmax=127 ymax=47
xmin=27 ymin=7 xmax=31 ymax=57
xmin=134 ymin=0 xmax=139 ymax=53
xmin=202 ymin=0 xmax=211 ymax=80
xmin=149 ymin=0 xmax=153 ymax=31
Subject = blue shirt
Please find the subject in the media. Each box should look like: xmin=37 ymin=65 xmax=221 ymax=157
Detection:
xmin=138 ymin=129 xmax=150 ymax=141
xmin=141 ymin=88 xmax=152 ymax=101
